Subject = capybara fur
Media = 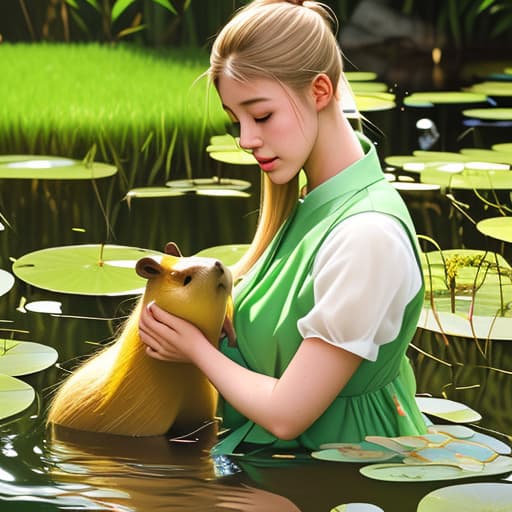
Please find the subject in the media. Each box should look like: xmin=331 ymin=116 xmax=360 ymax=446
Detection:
xmin=47 ymin=242 xmax=234 ymax=437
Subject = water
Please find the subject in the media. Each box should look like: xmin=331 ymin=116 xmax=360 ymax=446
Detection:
xmin=0 ymin=55 xmax=511 ymax=510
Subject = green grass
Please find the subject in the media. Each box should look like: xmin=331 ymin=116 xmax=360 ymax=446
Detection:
xmin=0 ymin=43 xmax=229 ymax=189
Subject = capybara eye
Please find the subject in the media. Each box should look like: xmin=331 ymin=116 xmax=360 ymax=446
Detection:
xmin=183 ymin=275 xmax=192 ymax=286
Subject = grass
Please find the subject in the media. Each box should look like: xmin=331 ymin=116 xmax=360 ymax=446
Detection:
xmin=0 ymin=43 xmax=229 ymax=189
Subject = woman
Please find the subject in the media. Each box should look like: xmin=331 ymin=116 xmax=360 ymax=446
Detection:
xmin=139 ymin=0 xmax=427 ymax=455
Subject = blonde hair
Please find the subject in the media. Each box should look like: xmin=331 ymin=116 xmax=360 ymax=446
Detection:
xmin=209 ymin=0 xmax=344 ymax=278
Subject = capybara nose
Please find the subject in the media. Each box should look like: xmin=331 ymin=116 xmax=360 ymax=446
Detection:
xmin=215 ymin=260 xmax=224 ymax=275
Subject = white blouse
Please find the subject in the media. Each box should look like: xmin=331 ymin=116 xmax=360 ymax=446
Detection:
xmin=297 ymin=211 xmax=422 ymax=362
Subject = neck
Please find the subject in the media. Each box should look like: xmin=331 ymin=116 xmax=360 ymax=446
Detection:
xmin=304 ymin=102 xmax=364 ymax=191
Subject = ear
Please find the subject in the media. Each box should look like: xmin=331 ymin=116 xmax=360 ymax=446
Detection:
xmin=164 ymin=242 xmax=182 ymax=257
xmin=136 ymin=257 xmax=163 ymax=279
xmin=311 ymin=73 xmax=334 ymax=112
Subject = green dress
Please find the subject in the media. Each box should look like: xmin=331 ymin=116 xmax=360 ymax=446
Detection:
xmin=214 ymin=133 xmax=427 ymax=456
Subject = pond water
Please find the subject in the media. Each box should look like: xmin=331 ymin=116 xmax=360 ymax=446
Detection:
xmin=1 ymin=53 xmax=511 ymax=511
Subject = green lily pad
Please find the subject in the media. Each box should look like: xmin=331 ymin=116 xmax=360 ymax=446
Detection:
xmin=404 ymin=92 xmax=487 ymax=107
xmin=0 ymin=340 xmax=58 ymax=376
xmin=208 ymin=150 xmax=258 ymax=165
xmin=0 ymin=269 xmax=15 ymax=297
xmin=195 ymin=244 xmax=249 ymax=266
xmin=415 ymin=396 xmax=482 ymax=423
xmin=0 ymin=156 xmax=117 ymax=180
xmin=417 ymin=483 xmax=512 ymax=512
xmin=466 ymin=81 xmax=512 ymax=97
xmin=476 ymin=217 xmax=512 ymax=243
xmin=360 ymin=456 xmax=512 ymax=482
xmin=355 ymin=94 xmax=396 ymax=112
xmin=0 ymin=374 xmax=35 ymax=420
xmin=462 ymin=108 xmax=512 ymax=120
xmin=492 ymin=142 xmax=512 ymax=152
xmin=345 ymin=71 xmax=378 ymax=82
xmin=459 ymin=148 xmax=512 ymax=165
xmin=125 ymin=187 xmax=186 ymax=200
xmin=12 ymin=244 xmax=163 ymax=296
xmin=420 ymin=167 xmax=512 ymax=189
xmin=350 ymin=82 xmax=388 ymax=93
xmin=166 ymin=178 xmax=251 ymax=191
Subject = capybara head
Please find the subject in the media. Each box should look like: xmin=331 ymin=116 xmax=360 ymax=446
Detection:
xmin=135 ymin=242 xmax=233 ymax=346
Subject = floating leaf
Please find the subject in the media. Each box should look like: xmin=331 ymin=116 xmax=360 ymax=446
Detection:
xmin=351 ymin=82 xmax=388 ymax=93
xmin=330 ymin=504 xmax=384 ymax=512
xmin=345 ymin=71 xmax=378 ymax=82
xmin=463 ymin=108 xmax=512 ymax=120
xmin=420 ymin=167 xmax=512 ymax=189
xmin=354 ymin=94 xmax=396 ymax=112
xmin=0 ymin=340 xmax=58 ymax=376
xmin=415 ymin=396 xmax=482 ymax=423
xmin=0 ymin=374 xmax=35 ymax=420
xmin=417 ymin=483 xmax=512 ymax=511
xmin=360 ymin=456 xmax=512 ymax=482
xmin=125 ymin=187 xmax=186 ymax=199
xmin=166 ymin=178 xmax=251 ymax=191
xmin=12 ymin=244 xmax=162 ymax=296
xmin=208 ymin=151 xmax=258 ymax=165
xmin=404 ymin=92 xmax=487 ymax=107
xmin=466 ymin=81 xmax=512 ymax=97
xmin=195 ymin=244 xmax=249 ymax=266
xmin=492 ymin=142 xmax=512 ymax=152
xmin=476 ymin=216 xmax=512 ymax=243
xmin=0 ymin=156 xmax=117 ymax=180
xmin=0 ymin=269 xmax=15 ymax=297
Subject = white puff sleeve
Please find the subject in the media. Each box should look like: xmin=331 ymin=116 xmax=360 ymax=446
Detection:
xmin=297 ymin=211 xmax=422 ymax=361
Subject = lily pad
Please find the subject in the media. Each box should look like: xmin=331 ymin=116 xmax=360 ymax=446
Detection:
xmin=466 ymin=81 xmax=512 ymax=97
xmin=351 ymin=82 xmax=388 ymax=93
xmin=0 ymin=374 xmax=35 ymax=420
xmin=459 ymin=148 xmax=512 ymax=165
xmin=166 ymin=178 xmax=251 ymax=191
xmin=0 ymin=269 xmax=15 ymax=297
xmin=330 ymin=504 xmax=384 ymax=512
xmin=0 ymin=156 xmax=117 ymax=180
xmin=359 ymin=456 xmax=512 ymax=482
xmin=462 ymin=108 xmax=512 ymax=121
xmin=476 ymin=217 xmax=512 ymax=243
xmin=492 ymin=142 xmax=512 ymax=152
xmin=354 ymin=94 xmax=396 ymax=112
xmin=208 ymin=150 xmax=258 ymax=166
xmin=0 ymin=340 xmax=58 ymax=376
xmin=404 ymin=92 xmax=487 ymax=107
xmin=195 ymin=244 xmax=249 ymax=266
xmin=125 ymin=187 xmax=186 ymax=200
xmin=417 ymin=483 xmax=512 ymax=512
xmin=345 ymin=71 xmax=378 ymax=82
xmin=415 ymin=396 xmax=482 ymax=423
xmin=12 ymin=244 xmax=163 ymax=296
xmin=420 ymin=167 xmax=512 ymax=189
xmin=418 ymin=310 xmax=512 ymax=341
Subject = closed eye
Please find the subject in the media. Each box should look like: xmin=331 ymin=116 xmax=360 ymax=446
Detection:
xmin=255 ymin=114 xmax=271 ymax=123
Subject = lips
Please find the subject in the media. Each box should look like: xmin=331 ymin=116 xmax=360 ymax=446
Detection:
xmin=255 ymin=156 xmax=278 ymax=172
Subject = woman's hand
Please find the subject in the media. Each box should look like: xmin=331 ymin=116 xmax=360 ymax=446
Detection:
xmin=138 ymin=302 xmax=207 ymax=363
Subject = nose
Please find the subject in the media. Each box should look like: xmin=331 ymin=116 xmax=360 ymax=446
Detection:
xmin=238 ymin=123 xmax=261 ymax=151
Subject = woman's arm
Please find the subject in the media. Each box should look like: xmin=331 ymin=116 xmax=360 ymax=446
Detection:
xmin=139 ymin=304 xmax=361 ymax=440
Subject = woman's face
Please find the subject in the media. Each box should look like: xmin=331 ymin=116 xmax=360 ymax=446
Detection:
xmin=217 ymin=74 xmax=319 ymax=185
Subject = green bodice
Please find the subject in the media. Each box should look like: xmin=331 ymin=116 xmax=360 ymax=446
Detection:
xmin=214 ymin=134 xmax=427 ymax=456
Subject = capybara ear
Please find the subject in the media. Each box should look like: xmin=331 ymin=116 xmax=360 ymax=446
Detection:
xmin=164 ymin=242 xmax=183 ymax=257
xmin=136 ymin=257 xmax=163 ymax=279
